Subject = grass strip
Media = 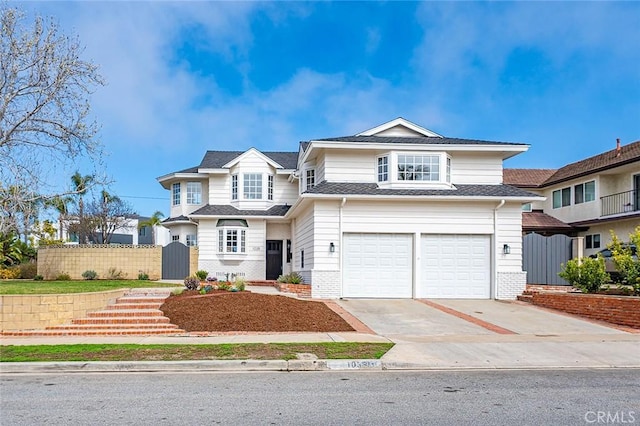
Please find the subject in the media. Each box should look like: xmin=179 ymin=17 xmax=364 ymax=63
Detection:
xmin=0 ymin=280 xmax=179 ymax=295
xmin=0 ymin=343 xmax=394 ymax=362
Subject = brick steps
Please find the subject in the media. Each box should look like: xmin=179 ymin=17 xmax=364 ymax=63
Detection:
xmin=517 ymin=290 xmax=535 ymax=303
xmin=2 ymin=290 xmax=185 ymax=337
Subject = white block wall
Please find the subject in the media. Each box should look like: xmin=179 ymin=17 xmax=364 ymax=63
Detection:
xmin=496 ymin=271 xmax=527 ymax=300
xmin=310 ymin=270 xmax=341 ymax=299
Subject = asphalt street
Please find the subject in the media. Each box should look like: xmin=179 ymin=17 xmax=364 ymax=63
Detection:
xmin=1 ymin=369 xmax=638 ymax=425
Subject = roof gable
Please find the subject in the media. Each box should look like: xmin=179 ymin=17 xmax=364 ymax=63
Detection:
xmin=199 ymin=149 xmax=298 ymax=170
xmin=357 ymin=117 xmax=443 ymax=138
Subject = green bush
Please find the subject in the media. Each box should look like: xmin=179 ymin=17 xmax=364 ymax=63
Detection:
xmin=171 ymin=287 xmax=184 ymax=296
xmin=137 ymin=272 xmax=150 ymax=281
xmin=183 ymin=275 xmax=199 ymax=291
xmin=55 ymin=273 xmax=72 ymax=281
xmin=18 ymin=262 xmax=38 ymax=279
xmin=609 ymin=228 xmax=640 ymax=293
xmin=558 ymin=256 xmax=609 ymax=293
xmin=217 ymin=281 xmax=231 ymax=291
xmin=195 ymin=270 xmax=208 ymax=281
xmin=33 ymin=274 xmax=44 ymax=281
xmin=277 ymin=272 xmax=304 ymax=284
xmin=233 ymin=277 xmax=246 ymax=292
xmin=81 ymin=270 xmax=98 ymax=280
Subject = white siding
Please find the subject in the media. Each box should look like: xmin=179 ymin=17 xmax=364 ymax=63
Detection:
xmin=323 ymin=149 xmax=377 ymax=182
xmin=293 ymin=205 xmax=314 ymax=281
xmin=197 ymin=218 xmax=266 ymax=280
xmin=495 ymin=205 xmax=525 ymax=272
xmin=311 ymin=201 xmax=340 ymax=270
xmin=451 ymin=153 xmax=503 ymax=185
xmin=209 ymin=174 xmax=230 ymax=205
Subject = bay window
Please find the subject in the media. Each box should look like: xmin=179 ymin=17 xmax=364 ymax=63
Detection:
xmin=243 ymin=173 xmax=262 ymax=199
xmin=186 ymin=182 xmax=202 ymax=205
xmin=172 ymin=183 xmax=180 ymax=205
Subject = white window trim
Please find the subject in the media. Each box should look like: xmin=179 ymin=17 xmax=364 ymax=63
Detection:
xmin=172 ymin=183 xmax=181 ymax=206
xmin=378 ymin=151 xmax=452 ymax=189
xmin=231 ymin=174 xmax=238 ymax=201
xmin=186 ymin=182 xmax=202 ymax=205
xmin=243 ymin=173 xmax=263 ymax=200
xmin=268 ymin=174 xmax=274 ymax=201
xmin=218 ymin=228 xmax=247 ymax=256
xmin=305 ymin=168 xmax=315 ymax=190
xmin=377 ymin=155 xmax=389 ymax=182
xmin=186 ymin=234 xmax=197 ymax=247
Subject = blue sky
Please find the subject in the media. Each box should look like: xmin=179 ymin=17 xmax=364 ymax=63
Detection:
xmin=22 ymin=1 xmax=640 ymax=217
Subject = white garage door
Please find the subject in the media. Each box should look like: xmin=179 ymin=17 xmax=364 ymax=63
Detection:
xmin=420 ymin=234 xmax=491 ymax=299
xmin=343 ymin=233 xmax=413 ymax=298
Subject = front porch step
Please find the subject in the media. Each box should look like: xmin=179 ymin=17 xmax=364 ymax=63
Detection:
xmin=72 ymin=316 xmax=172 ymax=325
xmin=517 ymin=294 xmax=534 ymax=303
xmin=86 ymin=309 xmax=166 ymax=318
xmin=2 ymin=328 xmax=185 ymax=337
xmin=47 ymin=323 xmax=181 ymax=331
xmin=108 ymin=303 xmax=163 ymax=310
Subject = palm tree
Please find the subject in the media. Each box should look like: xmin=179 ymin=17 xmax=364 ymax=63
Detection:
xmin=138 ymin=210 xmax=165 ymax=245
xmin=70 ymin=171 xmax=94 ymax=243
xmin=47 ymin=195 xmax=72 ymax=240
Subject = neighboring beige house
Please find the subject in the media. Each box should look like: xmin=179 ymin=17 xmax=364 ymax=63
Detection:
xmin=158 ymin=118 xmax=541 ymax=299
xmin=504 ymin=139 xmax=640 ymax=257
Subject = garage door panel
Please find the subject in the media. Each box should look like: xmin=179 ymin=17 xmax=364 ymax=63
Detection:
xmin=343 ymin=233 xmax=413 ymax=298
xmin=419 ymin=234 xmax=490 ymax=299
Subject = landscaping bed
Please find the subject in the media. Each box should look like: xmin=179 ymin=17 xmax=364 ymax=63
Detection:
xmin=161 ymin=291 xmax=355 ymax=332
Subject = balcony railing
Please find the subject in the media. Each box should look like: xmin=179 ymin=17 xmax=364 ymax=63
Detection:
xmin=601 ymin=189 xmax=639 ymax=217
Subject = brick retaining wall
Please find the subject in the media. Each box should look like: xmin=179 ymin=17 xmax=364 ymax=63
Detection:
xmin=529 ymin=292 xmax=640 ymax=329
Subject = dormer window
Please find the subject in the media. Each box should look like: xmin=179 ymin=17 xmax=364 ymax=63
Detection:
xmin=244 ymin=173 xmax=262 ymax=199
xmin=377 ymin=156 xmax=389 ymax=182
xmin=306 ymin=169 xmax=315 ymax=190
xmin=377 ymin=151 xmax=452 ymax=188
xmin=398 ymin=154 xmax=440 ymax=181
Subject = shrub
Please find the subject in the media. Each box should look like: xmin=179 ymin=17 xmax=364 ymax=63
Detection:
xmin=277 ymin=272 xmax=304 ymax=284
xmin=0 ymin=266 xmax=21 ymax=279
xmin=195 ymin=270 xmax=208 ymax=281
xmin=558 ymin=256 xmax=609 ymax=293
xmin=184 ymin=275 xmax=199 ymax=291
xmin=55 ymin=273 xmax=71 ymax=281
xmin=82 ymin=270 xmax=98 ymax=280
xmin=137 ymin=272 xmax=150 ymax=281
xmin=33 ymin=274 xmax=44 ymax=281
xmin=233 ymin=277 xmax=246 ymax=292
xmin=171 ymin=288 xmax=184 ymax=296
xmin=609 ymin=228 xmax=640 ymax=293
xmin=106 ymin=268 xmax=125 ymax=280
xmin=217 ymin=281 xmax=231 ymax=291
xmin=18 ymin=262 xmax=38 ymax=279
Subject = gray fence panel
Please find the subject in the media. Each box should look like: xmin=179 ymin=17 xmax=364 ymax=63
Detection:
xmin=523 ymin=233 xmax=572 ymax=285
xmin=162 ymin=241 xmax=190 ymax=280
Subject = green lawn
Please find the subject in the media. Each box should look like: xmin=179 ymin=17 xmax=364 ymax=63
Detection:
xmin=0 ymin=343 xmax=394 ymax=362
xmin=0 ymin=280 xmax=179 ymax=295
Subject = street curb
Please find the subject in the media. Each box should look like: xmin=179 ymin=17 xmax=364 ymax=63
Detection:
xmin=0 ymin=359 xmax=384 ymax=373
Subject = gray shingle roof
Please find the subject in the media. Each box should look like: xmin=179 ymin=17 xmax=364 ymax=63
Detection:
xmin=199 ymin=151 xmax=298 ymax=169
xmin=190 ymin=204 xmax=291 ymax=217
xmin=162 ymin=215 xmax=190 ymax=224
xmin=312 ymin=135 xmax=526 ymax=146
xmin=304 ymin=181 xmax=538 ymax=198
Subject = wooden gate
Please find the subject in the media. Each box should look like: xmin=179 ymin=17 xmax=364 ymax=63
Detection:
xmin=523 ymin=233 xmax=572 ymax=285
xmin=162 ymin=241 xmax=190 ymax=280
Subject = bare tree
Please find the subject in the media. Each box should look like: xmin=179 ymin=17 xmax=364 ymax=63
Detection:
xmin=70 ymin=190 xmax=135 ymax=244
xmin=0 ymin=5 xmax=106 ymax=235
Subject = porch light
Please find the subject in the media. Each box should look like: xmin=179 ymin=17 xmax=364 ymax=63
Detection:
xmin=329 ymin=242 xmax=335 ymax=253
xmin=503 ymin=244 xmax=511 ymax=255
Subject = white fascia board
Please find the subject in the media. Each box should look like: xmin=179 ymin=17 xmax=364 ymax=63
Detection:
xmin=188 ymin=213 xmax=284 ymax=220
xmin=198 ymin=168 xmax=228 ymax=174
xmin=275 ymin=169 xmax=296 ymax=175
xmin=300 ymin=193 xmax=545 ymax=203
xmin=357 ymin=117 xmax=444 ymax=137
xmin=157 ymin=172 xmax=206 ymax=189
xmin=221 ymin=147 xmax=284 ymax=169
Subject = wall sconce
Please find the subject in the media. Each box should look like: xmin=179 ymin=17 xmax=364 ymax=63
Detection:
xmin=503 ymin=244 xmax=511 ymax=255
xmin=329 ymin=242 xmax=335 ymax=253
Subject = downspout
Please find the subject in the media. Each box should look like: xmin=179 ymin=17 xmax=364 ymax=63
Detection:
xmin=493 ymin=199 xmax=505 ymax=299
xmin=339 ymin=197 xmax=346 ymax=297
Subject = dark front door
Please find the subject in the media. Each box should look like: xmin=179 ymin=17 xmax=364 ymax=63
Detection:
xmin=266 ymin=240 xmax=283 ymax=280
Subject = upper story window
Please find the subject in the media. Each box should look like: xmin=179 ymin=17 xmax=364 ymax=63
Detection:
xmin=446 ymin=157 xmax=451 ymax=183
xmin=306 ymin=169 xmax=315 ymax=190
xmin=377 ymin=156 xmax=389 ymax=182
xmin=574 ymin=181 xmax=595 ymax=204
xmin=172 ymin=183 xmax=180 ymax=206
xmin=186 ymin=182 xmax=202 ymax=205
xmin=231 ymin=175 xmax=238 ymax=200
xmin=186 ymin=234 xmax=197 ymax=247
xmin=397 ymin=154 xmax=440 ymax=181
xmin=268 ymin=175 xmax=274 ymax=201
xmin=552 ymin=187 xmax=571 ymax=209
xmin=243 ymin=173 xmax=262 ymax=199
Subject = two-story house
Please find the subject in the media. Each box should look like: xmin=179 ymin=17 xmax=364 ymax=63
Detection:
xmin=158 ymin=118 xmax=541 ymax=299
xmin=504 ymin=139 xmax=640 ymax=257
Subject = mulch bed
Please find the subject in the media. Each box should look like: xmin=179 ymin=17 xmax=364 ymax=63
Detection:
xmin=160 ymin=291 xmax=355 ymax=332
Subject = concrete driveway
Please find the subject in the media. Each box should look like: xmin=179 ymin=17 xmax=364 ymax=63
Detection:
xmin=337 ymin=298 xmax=640 ymax=369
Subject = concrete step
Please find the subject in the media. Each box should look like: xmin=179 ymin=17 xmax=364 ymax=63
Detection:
xmin=116 ymin=296 xmax=169 ymax=304
xmin=517 ymin=294 xmax=534 ymax=303
xmin=86 ymin=309 xmax=165 ymax=318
